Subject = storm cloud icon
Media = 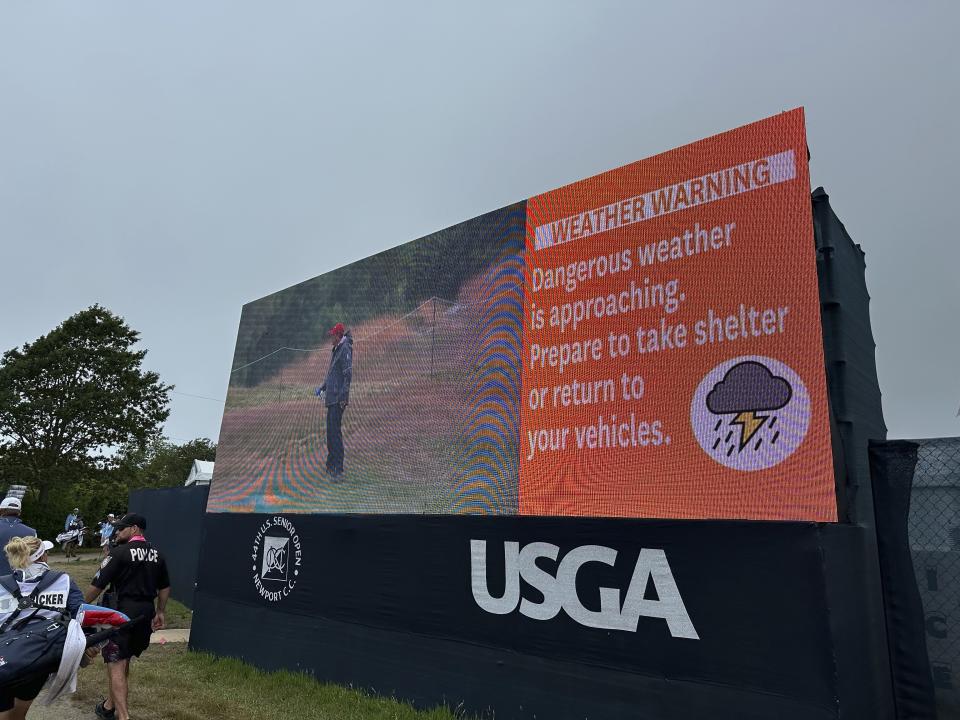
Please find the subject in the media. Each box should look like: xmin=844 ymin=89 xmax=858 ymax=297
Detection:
xmin=703 ymin=361 xmax=794 ymax=453
xmin=691 ymin=356 xmax=811 ymax=470
xmin=706 ymin=361 xmax=792 ymax=415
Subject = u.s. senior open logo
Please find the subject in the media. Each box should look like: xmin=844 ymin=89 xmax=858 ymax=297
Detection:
xmin=252 ymin=516 xmax=302 ymax=602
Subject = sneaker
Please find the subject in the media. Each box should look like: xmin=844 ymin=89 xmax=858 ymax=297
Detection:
xmin=95 ymin=698 xmax=116 ymax=719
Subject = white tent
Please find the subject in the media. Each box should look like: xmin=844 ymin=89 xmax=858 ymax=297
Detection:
xmin=185 ymin=460 xmax=215 ymax=486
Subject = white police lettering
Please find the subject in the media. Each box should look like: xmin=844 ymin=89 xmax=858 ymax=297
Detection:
xmin=251 ymin=516 xmax=302 ymax=603
xmin=470 ymin=540 xmax=699 ymax=639
xmin=130 ymin=548 xmax=159 ymax=563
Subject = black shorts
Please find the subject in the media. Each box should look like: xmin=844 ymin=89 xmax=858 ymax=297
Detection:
xmin=0 ymin=670 xmax=49 ymax=711
xmin=102 ymin=602 xmax=154 ymax=663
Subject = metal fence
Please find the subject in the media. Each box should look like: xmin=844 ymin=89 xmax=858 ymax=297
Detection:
xmin=908 ymin=437 xmax=960 ymax=718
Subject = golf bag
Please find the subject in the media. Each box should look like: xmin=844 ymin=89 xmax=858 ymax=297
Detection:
xmin=0 ymin=571 xmax=70 ymax=688
xmin=55 ymin=526 xmax=85 ymax=549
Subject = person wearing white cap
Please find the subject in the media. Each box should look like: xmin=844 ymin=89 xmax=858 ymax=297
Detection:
xmin=0 ymin=535 xmax=84 ymax=717
xmin=0 ymin=497 xmax=36 ymax=577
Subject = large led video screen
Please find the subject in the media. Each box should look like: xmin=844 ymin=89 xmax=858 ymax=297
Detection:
xmin=209 ymin=108 xmax=836 ymax=521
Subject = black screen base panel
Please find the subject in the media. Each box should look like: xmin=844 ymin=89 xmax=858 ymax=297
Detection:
xmin=191 ymin=513 xmax=893 ymax=720
xmin=192 ymin=593 xmax=840 ymax=720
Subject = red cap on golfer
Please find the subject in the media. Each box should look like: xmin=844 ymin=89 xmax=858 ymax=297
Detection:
xmin=327 ymin=322 xmax=345 ymax=336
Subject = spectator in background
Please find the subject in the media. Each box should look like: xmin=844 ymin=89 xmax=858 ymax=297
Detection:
xmin=62 ymin=512 xmax=85 ymax=560
xmin=0 ymin=497 xmax=36 ymax=576
xmin=64 ymin=508 xmax=80 ymax=532
xmin=99 ymin=514 xmax=116 ymax=559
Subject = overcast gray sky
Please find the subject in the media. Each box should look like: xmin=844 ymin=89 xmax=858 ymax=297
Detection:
xmin=1 ymin=1 xmax=957 ymax=444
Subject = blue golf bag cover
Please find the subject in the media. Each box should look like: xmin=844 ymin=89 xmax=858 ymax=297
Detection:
xmin=0 ymin=571 xmax=70 ymax=689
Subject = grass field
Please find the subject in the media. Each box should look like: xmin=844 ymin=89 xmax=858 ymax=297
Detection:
xmin=62 ymin=645 xmax=476 ymax=720
xmin=41 ymin=550 xmax=478 ymax=719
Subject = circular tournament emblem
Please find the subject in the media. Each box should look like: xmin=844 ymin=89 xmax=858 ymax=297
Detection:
xmin=690 ymin=356 xmax=811 ymax=471
xmin=252 ymin=517 xmax=302 ymax=602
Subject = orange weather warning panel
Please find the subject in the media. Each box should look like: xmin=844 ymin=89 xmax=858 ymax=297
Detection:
xmin=519 ymin=108 xmax=836 ymax=521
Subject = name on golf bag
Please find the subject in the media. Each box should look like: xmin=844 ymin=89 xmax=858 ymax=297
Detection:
xmin=35 ymin=592 xmax=67 ymax=608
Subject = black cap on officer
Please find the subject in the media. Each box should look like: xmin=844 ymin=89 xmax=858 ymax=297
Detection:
xmin=113 ymin=513 xmax=147 ymax=531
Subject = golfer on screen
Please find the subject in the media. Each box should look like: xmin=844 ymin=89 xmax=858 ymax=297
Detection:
xmin=315 ymin=322 xmax=352 ymax=480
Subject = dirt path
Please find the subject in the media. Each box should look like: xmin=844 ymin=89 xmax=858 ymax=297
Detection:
xmin=26 ymin=632 xmax=190 ymax=720
xmin=25 ymin=695 xmax=90 ymax=720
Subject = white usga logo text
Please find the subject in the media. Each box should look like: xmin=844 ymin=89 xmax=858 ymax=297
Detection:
xmin=470 ymin=540 xmax=699 ymax=640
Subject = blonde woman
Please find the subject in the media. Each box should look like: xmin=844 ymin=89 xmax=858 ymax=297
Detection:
xmin=0 ymin=536 xmax=83 ymax=719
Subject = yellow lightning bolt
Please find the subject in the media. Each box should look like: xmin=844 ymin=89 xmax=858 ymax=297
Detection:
xmin=731 ymin=411 xmax=767 ymax=451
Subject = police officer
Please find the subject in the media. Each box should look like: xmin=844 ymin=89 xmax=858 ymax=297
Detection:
xmin=84 ymin=513 xmax=170 ymax=720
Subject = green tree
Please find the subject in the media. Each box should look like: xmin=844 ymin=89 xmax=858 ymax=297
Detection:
xmin=0 ymin=305 xmax=172 ymax=511
xmin=115 ymin=436 xmax=217 ymax=489
xmin=12 ymin=437 xmax=216 ymax=541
